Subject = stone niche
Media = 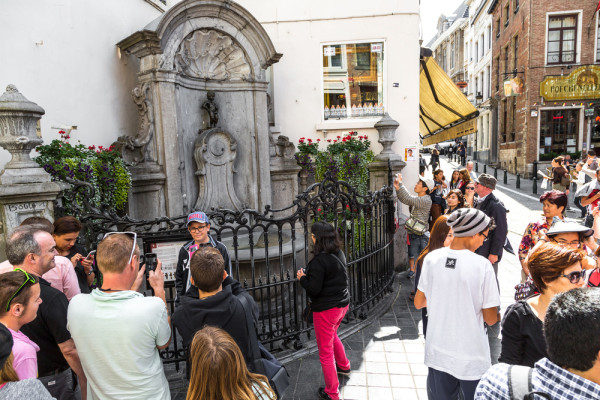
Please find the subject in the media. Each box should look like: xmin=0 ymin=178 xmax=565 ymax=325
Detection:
xmin=117 ymin=0 xmax=282 ymax=218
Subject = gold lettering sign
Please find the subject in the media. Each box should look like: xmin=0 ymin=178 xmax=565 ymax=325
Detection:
xmin=423 ymin=119 xmax=477 ymax=146
xmin=540 ymin=65 xmax=600 ymax=101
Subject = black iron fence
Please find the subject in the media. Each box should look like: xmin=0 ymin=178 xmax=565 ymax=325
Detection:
xmin=56 ymin=172 xmax=396 ymax=366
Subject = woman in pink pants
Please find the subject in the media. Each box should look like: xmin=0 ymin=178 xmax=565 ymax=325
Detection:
xmin=297 ymin=221 xmax=350 ymax=400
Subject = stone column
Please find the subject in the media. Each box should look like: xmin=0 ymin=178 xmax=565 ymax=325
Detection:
xmin=370 ymin=113 xmax=407 ymax=271
xmin=0 ymin=85 xmax=61 ymax=258
xmin=269 ymin=135 xmax=301 ymax=218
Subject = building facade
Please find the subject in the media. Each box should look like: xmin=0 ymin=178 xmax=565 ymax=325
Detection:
xmin=490 ymin=0 xmax=600 ymax=175
xmin=465 ymin=0 xmax=495 ymax=163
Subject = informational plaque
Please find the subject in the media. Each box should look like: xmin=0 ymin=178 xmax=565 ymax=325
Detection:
xmin=149 ymin=241 xmax=187 ymax=281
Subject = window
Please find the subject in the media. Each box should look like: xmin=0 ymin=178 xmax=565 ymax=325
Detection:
xmin=539 ymin=109 xmax=579 ymax=158
xmin=505 ymin=4 xmax=510 ymax=27
xmin=502 ymin=99 xmax=508 ymax=142
xmin=510 ymin=97 xmax=516 ymax=141
xmin=496 ymin=19 xmax=501 ymax=38
xmin=513 ymin=35 xmax=519 ymax=70
xmin=504 ymin=45 xmax=510 ymax=74
xmin=450 ymin=41 xmax=455 ymax=69
xmin=495 ymin=57 xmax=500 ymax=91
xmin=487 ymin=65 xmax=492 ymax=98
xmin=475 ymin=76 xmax=479 ymax=97
xmin=481 ymin=34 xmax=485 ymax=57
xmin=480 ymin=72 xmax=484 ymax=99
xmin=514 ymin=0 xmax=519 ymax=13
xmin=475 ymin=41 xmax=479 ymax=62
xmin=322 ymin=42 xmax=384 ymax=120
xmin=442 ymin=46 xmax=447 ymax=70
xmin=596 ymin=15 xmax=600 ymax=62
xmin=547 ymin=15 xmax=577 ymax=64
xmin=488 ymin=25 xmax=492 ymax=49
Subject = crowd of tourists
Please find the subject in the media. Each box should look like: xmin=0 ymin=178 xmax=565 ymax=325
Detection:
xmin=394 ymin=149 xmax=600 ymax=399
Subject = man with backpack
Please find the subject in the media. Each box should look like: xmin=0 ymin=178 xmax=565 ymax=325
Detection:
xmin=475 ymin=288 xmax=600 ymax=399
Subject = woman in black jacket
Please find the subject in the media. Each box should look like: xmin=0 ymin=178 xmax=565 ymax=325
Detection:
xmin=296 ymin=222 xmax=350 ymax=400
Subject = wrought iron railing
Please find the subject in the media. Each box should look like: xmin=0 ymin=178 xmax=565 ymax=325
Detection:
xmin=55 ymin=172 xmax=396 ymax=367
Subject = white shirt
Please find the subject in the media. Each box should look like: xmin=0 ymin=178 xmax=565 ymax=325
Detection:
xmin=418 ymin=247 xmax=500 ymax=380
xmin=68 ymin=290 xmax=171 ymax=400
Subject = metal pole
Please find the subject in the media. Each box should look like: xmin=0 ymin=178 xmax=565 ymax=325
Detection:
xmin=516 ymin=173 xmax=521 ymax=189
xmin=503 ymin=170 xmax=508 ymax=184
xmin=483 ymin=164 xmax=487 ymax=174
xmin=532 ymin=160 xmax=538 ymax=195
xmin=494 ymin=167 xmax=498 ymax=179
xmin=475 ymin=162 xmax=479 ymax=173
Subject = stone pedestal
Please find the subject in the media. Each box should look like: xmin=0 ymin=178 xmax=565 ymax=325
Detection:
xmin=0 ymin=85 xmax=61 ymax=258
xmin=128 ymin=162 xmax=167 ymax=220
xmin=370 ymin=113 xmax=408 ymax=271
xmin=270 ymin=135 xmax=301 ymax=218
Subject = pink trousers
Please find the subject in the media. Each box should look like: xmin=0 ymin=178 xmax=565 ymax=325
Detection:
xmin=313 ymin=305 xmax=350 ymax=400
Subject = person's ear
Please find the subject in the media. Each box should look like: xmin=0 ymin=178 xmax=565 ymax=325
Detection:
xmin=190 ymin=276 xmax=196 ymax=286
xmin=11 ymin=303 xmax=23 ymax=317
xmin=222 ymin=270 xmax=228 ymax=280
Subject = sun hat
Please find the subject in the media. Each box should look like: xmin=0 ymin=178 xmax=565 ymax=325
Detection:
xmin=447 ymin=208 xmax=491 ymax=237
xmin=546 ymin=217 xmax=593 ymax=238
xmin=187 ymin=211 xmax=209 ymax=226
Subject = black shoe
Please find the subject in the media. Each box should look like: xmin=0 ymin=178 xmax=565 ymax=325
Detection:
xmin=337 ymin=365 xmax=351 ymax=376
xmin=318 ymin=387 xmax=334 ymax=400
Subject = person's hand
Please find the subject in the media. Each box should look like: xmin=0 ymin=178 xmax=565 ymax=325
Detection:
xmin=296 ymin=268 xmax=306 ymax=280
xmin=70 ymin=253 xmax=84 ymax=267
xmin=488 ymin=254 xmax=499 ymax=264
xmin=393 ymin=173 xmax=402 ymax=190
xmin=593 ymin=205 xmax=600 ymax=217
xmin=80 ymin=257 xmax=94 ymax=274
xmin=148 ymin=259 xmax=164 ymax=292
xmin=131 ymin=265 xmax=146 ymax=291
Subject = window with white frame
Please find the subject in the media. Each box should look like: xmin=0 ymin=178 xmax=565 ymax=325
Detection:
xmin=488 ymin=25 xmax=492 ymax=49
xmin=547 ymin=14 xmax=577 ymax=64
xmin=322 ymin=42 xmax=384 ymax=120
xmin=596 ymin=14 xmax=600 ymax=62
xmin=480 ymin=34 xmax=485 ymax=57
xmin=451 ymin=41 xmax=455 ymax=69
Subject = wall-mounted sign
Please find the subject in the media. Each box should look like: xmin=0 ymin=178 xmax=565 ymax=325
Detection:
xmin=540 ymin=65 xmax=600 ymax=101
xmin=585 ymin=108 xmax=595 ymax=117
xmin=504 ymin=77 xmax=524 ymax=96
xmin=324 ymin=47 xmax=336 ymax=57
xmin=405 ymin=146 xmax=417 ymax=161
xmin=371 ymin=43 xmax=382 ymax=53
xmin=531 ymin=110 xmax=538 ymax=117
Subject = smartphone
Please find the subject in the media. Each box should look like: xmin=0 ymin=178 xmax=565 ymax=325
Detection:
xmin=85 ymin=250 xmax=96 ymax=260
xmin=144 ymin=253 xmax=158 ymax=274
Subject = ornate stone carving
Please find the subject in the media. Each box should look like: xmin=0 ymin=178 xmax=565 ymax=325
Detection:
xmin=374 ymin=113 xmax=400 ymax=158
xmin=273 ymin=135 xmax=296 ymax=159
xmin=113 ymin=83 xmax=155 ymax=165
xmin=194 ymin=128 xmax=243 ymax=211
xmin=175 ymin=29 xmax=251 ymax=81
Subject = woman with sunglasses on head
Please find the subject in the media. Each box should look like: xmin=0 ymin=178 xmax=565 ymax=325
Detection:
xmin=0 ymin=270 xmax=43 ymax=380
xmin=53 ymin=216 xmax=95 ymax=293
xmin=457 ymin=168 xmax=472 ymax=195
xmin=430 ymin=169 xmax=447 ymax=226
xmin=0 ymin=324 xmax=54 ymax=400
xmin=499 ymin=242 xmax=584 ymax=367
xmin=444 ymin=189 xmax=466 ymax=215
xmin=186 ymin=326 xmax=275 ymax=400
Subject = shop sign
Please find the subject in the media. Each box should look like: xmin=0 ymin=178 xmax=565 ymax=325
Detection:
xmin=585 ymin=108 xmax=595 ymax=117
xmin=540 ymin=65 xmax=600 ymax=101
xmin=323 ymin=47 xmax=336 ymax=56
xmin=504 ymin=77 xmax=524 ymax=96
xmin=371 ymin=43 xmax=382 ymax=53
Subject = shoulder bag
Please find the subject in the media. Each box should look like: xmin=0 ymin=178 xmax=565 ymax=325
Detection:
xmin=405 ymin=216 xmax=428 ymax=235
xmin=237 ymin=295 xmax=290 ymax=399
xmin=514 ymin=278 xmax=538 ymax=301
xmin=560 ymin=171 xmax=570 ymax=188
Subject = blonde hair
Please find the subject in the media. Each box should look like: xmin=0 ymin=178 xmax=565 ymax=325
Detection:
xmin=0 ymin=353 xmax=19 ymax=384
xmin=186 ymin=326 xmax=275 ymax=400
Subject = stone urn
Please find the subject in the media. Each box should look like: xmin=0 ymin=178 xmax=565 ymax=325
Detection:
xmin=374 ymin=113 xmax=400 ymax=159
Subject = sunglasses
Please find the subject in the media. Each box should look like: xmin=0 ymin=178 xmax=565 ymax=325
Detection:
xmin=103 ymin=231 xmax=137 ymax=264
xmin=6 ymin=268 xmax=36 ymax=312
xmin=466 ymin=187 xmax=475 ymax=190
xmin=558 ymin=270 xmax=584 ymax=284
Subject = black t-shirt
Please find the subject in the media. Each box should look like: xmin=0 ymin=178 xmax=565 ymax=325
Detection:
xmin=67 ymin=243 xmax=91 ymax=294
xmin=20 ymin=277 xmax=72 ymax=376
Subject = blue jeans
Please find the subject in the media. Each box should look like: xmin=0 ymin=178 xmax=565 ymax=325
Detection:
xmin=427 ymin=368 xmax=478 ymax=400
xmin=408 ymin=233 xmax=429 ymax=260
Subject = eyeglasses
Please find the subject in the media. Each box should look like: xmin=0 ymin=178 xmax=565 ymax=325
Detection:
xmin=6 ymin=268 xmax=36 ymax=312
xmin=558 ymin=270 xmax=584 ymax=284
xmin=188 ymin=224 xmax=209 ymax=233
xmin=466 ymin=187 xmax=475 ymax=190
xmin=480 ymin=231 xmax=489 ymax=241
xmin=552 ymin=239 xmax=581 ymax=248
xmin=103 ymin=231 xmax=137 ymax=264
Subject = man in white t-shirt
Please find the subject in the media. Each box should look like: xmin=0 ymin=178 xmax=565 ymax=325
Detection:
xmin=67 ymin=233 xmax=172 ymax=400
xmin=414 ymin=208 xmax=500 ymax=400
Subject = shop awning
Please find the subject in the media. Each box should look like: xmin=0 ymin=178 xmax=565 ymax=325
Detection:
xmin=419 ymin=56 xmax=478 ymax=144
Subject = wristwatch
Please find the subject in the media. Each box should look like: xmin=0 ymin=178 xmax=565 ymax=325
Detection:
xmin=87 ymin=269 xmax=94 ymax=276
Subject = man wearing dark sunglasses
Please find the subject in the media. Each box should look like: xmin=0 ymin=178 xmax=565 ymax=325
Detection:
xmin=175 ymin=211 xmax=231 ymax=302
xmin=6 ymin=225 xmax=87 ymax=400
xmin=67 ymin=232 xmax=171 ymax=400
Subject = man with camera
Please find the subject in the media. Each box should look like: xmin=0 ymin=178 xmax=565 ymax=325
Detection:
xmin=67 ymin=232 xmax=171 ymax=400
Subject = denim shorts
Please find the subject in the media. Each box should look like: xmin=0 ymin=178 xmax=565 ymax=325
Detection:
xmin=408 ymin=233 xmax=429 ymax=260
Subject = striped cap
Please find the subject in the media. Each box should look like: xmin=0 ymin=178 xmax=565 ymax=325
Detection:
xmin=447 ymin=208 xmax=490 ymax=237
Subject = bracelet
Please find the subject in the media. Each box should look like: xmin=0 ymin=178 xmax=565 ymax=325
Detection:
xmin=87 ymin=270 xmax=94 ymax=276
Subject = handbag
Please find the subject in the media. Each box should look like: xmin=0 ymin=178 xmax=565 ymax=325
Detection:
xmin=238 ymin=295 xmax=290 ymax=399
xmin=560 ymin=173 xmax=570 ymax=188
xmin=514 ymin=278 xmax=538 ymax=301
xmin=405 ymin=216 xmax=428 ymax=235
xmin=302 ymin=301 xmax=313 ymax=324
